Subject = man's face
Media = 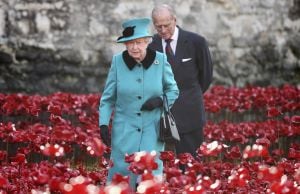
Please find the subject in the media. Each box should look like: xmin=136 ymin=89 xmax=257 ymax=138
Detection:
xmin=153 ymin=12 xmax=176 ymax=40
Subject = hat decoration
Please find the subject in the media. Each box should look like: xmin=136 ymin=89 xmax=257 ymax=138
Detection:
xmin=117 ymin=26 xmax=136 ymax=41
xmin=116 ymin=17 xmax=152 ymax=43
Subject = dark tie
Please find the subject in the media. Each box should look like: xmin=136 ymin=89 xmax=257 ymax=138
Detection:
xmin=165 ymin=39 xmax=175 ymax=65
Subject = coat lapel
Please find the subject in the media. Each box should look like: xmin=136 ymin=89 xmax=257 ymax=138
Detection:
xmin=174 ymin=27 xmax=188 ymax=67
xmin=149 ymin=28 xmax=188 ymax=69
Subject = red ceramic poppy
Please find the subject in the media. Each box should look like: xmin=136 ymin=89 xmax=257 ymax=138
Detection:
xmin=228 ymin=167 xmax=250 ymax=187
xmin=111 ymin=173 xmax=130 ymax=185
xmin=209 ymin=179 xmax=222 ymax=191
xmin=49 ymin=177 xmax=65 ymax=191
xmin=85 ymin=137 xmax=107 ymax=157
xmin=0 ymin=150 xmax=7 ymax=161
xmin=159 ymin=151 xmax=175 ymax=162
xmin=268 ymin=175 xmax=298 ymax=194
xmin=224 ymin=145 xmax=241 ymax=159
xmin=242 ymin=144 xmax=269 ymax=159
xmin=198 ymin=176 xmax=212 ymax=189
xmin=267 ymin=107 xmax=282 ymax=117
xmin=128 ymin=151 xmax=158 ymax=175
xmin=287 ymin=148 xmax=300 ymax=160
xmin=40 ymin=143 xmax=65 ymax=157
xmin=104 ymin=183 xmax=132 ymax=194
xmin=137 ymin=178 xmax=163 ymax=194
xmin=10 ymin=153 xmax=26 ymax=164
xmin=33 ymin=171 xmax=50 ymax=185
xmin=169 ymin=175 xmax=193 ymax=188
xmin=177 ymin=153 xmax=195 ymax=165
xmin=198 ymin=141 xmax=224 ymax=157
xmin=163 ymin=167 xmax=182 ymax=181
xmin=257 ymin=165 xmax=284 ymax=182
xmin=291 ymin=115 xmax=300 ymax=125
xmin=47 ymin=104 xmax=62 ymax=116
xmin=294 ymin=167 xmax=300 ymax=184
xmin=255 ymin=137 xmax=271 ymax=148
xmin=105 ymin=173 xmax=132 ymax=194
xmin=59 ymin=176 xmax=92 ymax=194
xmin=183 ymin=184 xmax=206 ymax=194
xmin=0 ymin=175 xmax=9 ymax=188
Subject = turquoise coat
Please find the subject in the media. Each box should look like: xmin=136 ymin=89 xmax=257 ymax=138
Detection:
xmin=99 ymin=48 xmax=179 ymax=187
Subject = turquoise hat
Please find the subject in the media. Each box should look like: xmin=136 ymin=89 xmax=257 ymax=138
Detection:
xmin=117 ymin=17 xmax=152 ymax=43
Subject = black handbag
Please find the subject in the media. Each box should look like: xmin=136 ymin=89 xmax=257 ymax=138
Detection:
xmin=158 ymin=94 xmax=180 ymax=143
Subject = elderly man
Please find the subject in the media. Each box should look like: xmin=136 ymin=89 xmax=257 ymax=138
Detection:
xmin=149 ymin=4 xmax=213 ymax=157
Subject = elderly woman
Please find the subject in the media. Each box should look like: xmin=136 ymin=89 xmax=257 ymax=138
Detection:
xmin=99 ymin=17 xmax=179 ymax=187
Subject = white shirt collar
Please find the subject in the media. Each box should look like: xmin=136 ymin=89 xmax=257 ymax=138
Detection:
xmin=172 ymin=26 xmax=179 ymax=42
xmin=162 ymin=26 xmax=179 ymax=54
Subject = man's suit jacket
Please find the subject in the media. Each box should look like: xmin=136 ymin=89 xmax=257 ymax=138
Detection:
xmin=149 ymin=27 xmax=213 ymax=134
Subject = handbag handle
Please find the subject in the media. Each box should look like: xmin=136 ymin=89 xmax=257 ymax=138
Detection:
xmin=162 ymin=94 xmax=170 ymax=113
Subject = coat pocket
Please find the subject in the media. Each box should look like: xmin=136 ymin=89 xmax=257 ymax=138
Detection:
xmin=111 ymin=121 xmax=125 ymax=149
xmin=182 ymin=58 xmax=192 ymax=62
xmin=118 ymin=123 xmax=140 ymax=154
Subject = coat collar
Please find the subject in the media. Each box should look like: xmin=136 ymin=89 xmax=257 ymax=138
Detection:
xmin=122 ymin=48 xmax=156 ymax=70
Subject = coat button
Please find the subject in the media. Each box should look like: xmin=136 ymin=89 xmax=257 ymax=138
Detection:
xmin=137 ymin=113 xmax=141 ymax=116
xmin=137 ymin=78 xmax=142 ymax=83
xmin=137 ymin=64 xmax=142 ymax=67
xmin=137 ymin=128 xmax=141 ymax=132
xmin=137 ymin=96 xmax=142 ymax=99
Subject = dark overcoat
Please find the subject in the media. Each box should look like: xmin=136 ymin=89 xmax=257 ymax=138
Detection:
xmin=149 ymin=27 xmax=213 ymax=137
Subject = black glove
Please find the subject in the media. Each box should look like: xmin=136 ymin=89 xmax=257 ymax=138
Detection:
xmin=100 ymin=125 xmax=110 ymax=146
xmin=140 ymin=97 xmax=163 ymax=111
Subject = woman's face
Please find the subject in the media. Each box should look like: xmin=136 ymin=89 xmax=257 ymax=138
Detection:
xmin=124 ymin=38 xmax=149 ymax=62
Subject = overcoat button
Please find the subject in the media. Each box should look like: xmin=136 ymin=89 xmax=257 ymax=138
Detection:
xmin=137 ymin=96 xmax=142 ymax=99
xmin=137 ymin=78 xmax=142 ymax=83
xmin=137 ymin=128 xmax=141 ymax=132
xmin=137 ymin=113 xmax=141 ymax=116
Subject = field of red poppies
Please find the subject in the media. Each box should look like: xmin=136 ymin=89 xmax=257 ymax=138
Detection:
xmin=0 ymin=84 xmax=299 ymax=193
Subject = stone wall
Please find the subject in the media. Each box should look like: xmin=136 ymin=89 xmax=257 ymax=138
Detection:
xmin=0 ymin=0 xmax=299 ymax=94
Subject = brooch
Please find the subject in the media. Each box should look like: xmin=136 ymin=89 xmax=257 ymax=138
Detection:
xmin=154 ymin=60 xmax=159 ymax=65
